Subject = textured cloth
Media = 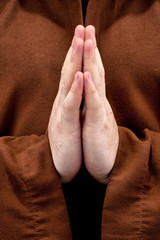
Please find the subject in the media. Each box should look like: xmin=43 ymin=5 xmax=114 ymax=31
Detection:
xmin=0 ymin=0 xmax=160 ymax=240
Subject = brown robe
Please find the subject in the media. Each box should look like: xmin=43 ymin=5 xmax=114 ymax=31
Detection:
xmin=0 ymin=0 xmax=160 ymax=239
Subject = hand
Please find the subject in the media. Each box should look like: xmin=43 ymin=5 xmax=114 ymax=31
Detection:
xmin=48 ymin=25 xmax=84 ymax=183
xmin=82 ymin=25 xmax=119 ymax=184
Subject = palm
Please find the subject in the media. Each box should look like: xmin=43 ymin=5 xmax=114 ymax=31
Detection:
xmin=48 ymin=25 xmax=84 ymax=183
xmin=82 ymin=26 xmax=119 ymax=184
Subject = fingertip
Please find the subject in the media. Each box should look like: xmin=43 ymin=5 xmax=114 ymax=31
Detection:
xmin=83 ymin=71 xmax=102 ymax=114
xmin=77 ymin=71 xmax=83 ymax=82
xmin=85 ymin=25 xmax=95 ymax=39
xmin=75 ymin=71 xmax=83 ymax=80
xmin=85 ymin=25 xmax=95 ymax=29
xmin=84 ymin=71 xmax=95 ymax=93
xmin=84 ymin=71 xmax=91 ymax=81
xmin=72 ymin=71 xmax=83 ymax=94
xmin=71 ymin=25 xmax=84 ymax=48
xmin=74 ymin=25 xmax=85 ymax=39
xmin=85 ymin=25 xmax=97 ymax=48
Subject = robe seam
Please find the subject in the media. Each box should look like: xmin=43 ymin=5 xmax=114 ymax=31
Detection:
xmin=21 ymin=139 xmax=42 ymax=240
xmin=138 ymin=187 xmax=144 ymax=240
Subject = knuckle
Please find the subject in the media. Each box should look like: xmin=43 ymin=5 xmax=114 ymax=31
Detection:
xmin=90 ymin=86 xmax=97 ymax=95
xmin=70 ymin=87 xmax=76 ymax=95
xmin=70 ymin=86 xmax=81 ymax=96
xmin=62 ymin=101 xmax=72 ymax=113
xmin=62 ymin=101 xmax=69 ymax=112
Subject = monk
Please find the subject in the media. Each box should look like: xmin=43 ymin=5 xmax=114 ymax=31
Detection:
xmin=0 ymin=1 xmax=160 ymax=239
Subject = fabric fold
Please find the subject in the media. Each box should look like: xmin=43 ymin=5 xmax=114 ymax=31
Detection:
xmin=0 ymin=134 xmax=72 ymax=240
xmin=102 ymin=127 xmax=160 ymax=239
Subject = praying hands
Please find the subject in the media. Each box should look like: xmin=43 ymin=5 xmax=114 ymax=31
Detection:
xmin=48 ymin=25 xmax=119 ymax=184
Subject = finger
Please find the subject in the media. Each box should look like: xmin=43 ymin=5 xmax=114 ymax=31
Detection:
xmin=65 ymin=25 xmax=84 ymax=65
xmin=85 ymin=25 xmax=97 ymax=47
xmin=71 ymin=24 xmax=85 ymax=45
xmin=83 ymin=39 xmax=105 ymax=98
xmin=85 ymin=25 xmax=106 ymax=94
xmin=59 ymin=25 xmax=84 ymax=101
xmin=83 ymin=71 xmax=103 ymax=126
xmin=61 ymin=71 xmax=83 ymax=123
xmin=85 ymin=25 xmax=104 ymax=76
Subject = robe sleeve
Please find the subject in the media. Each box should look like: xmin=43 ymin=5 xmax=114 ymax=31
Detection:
xmin=0 ymin=134 xmax=72 ymax=240
xmin=102 ymin=126 xmax=160 ymax=239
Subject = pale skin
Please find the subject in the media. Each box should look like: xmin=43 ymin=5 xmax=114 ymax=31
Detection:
xmin=48 ymin=25 xmax=119 ymax=184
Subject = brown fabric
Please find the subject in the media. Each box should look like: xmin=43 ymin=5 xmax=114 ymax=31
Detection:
xmin=99 ymin=1 xmax=160 ymax=239
xmin=0 ymin=0 xmax=160 ymax=239
xmin=0 ymin=135 xmax=72 ymax=239
xmin=0 ymin=0 xmax=76 ymax=239
xmin=0 ymin=0 xmax=9 ymax=15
